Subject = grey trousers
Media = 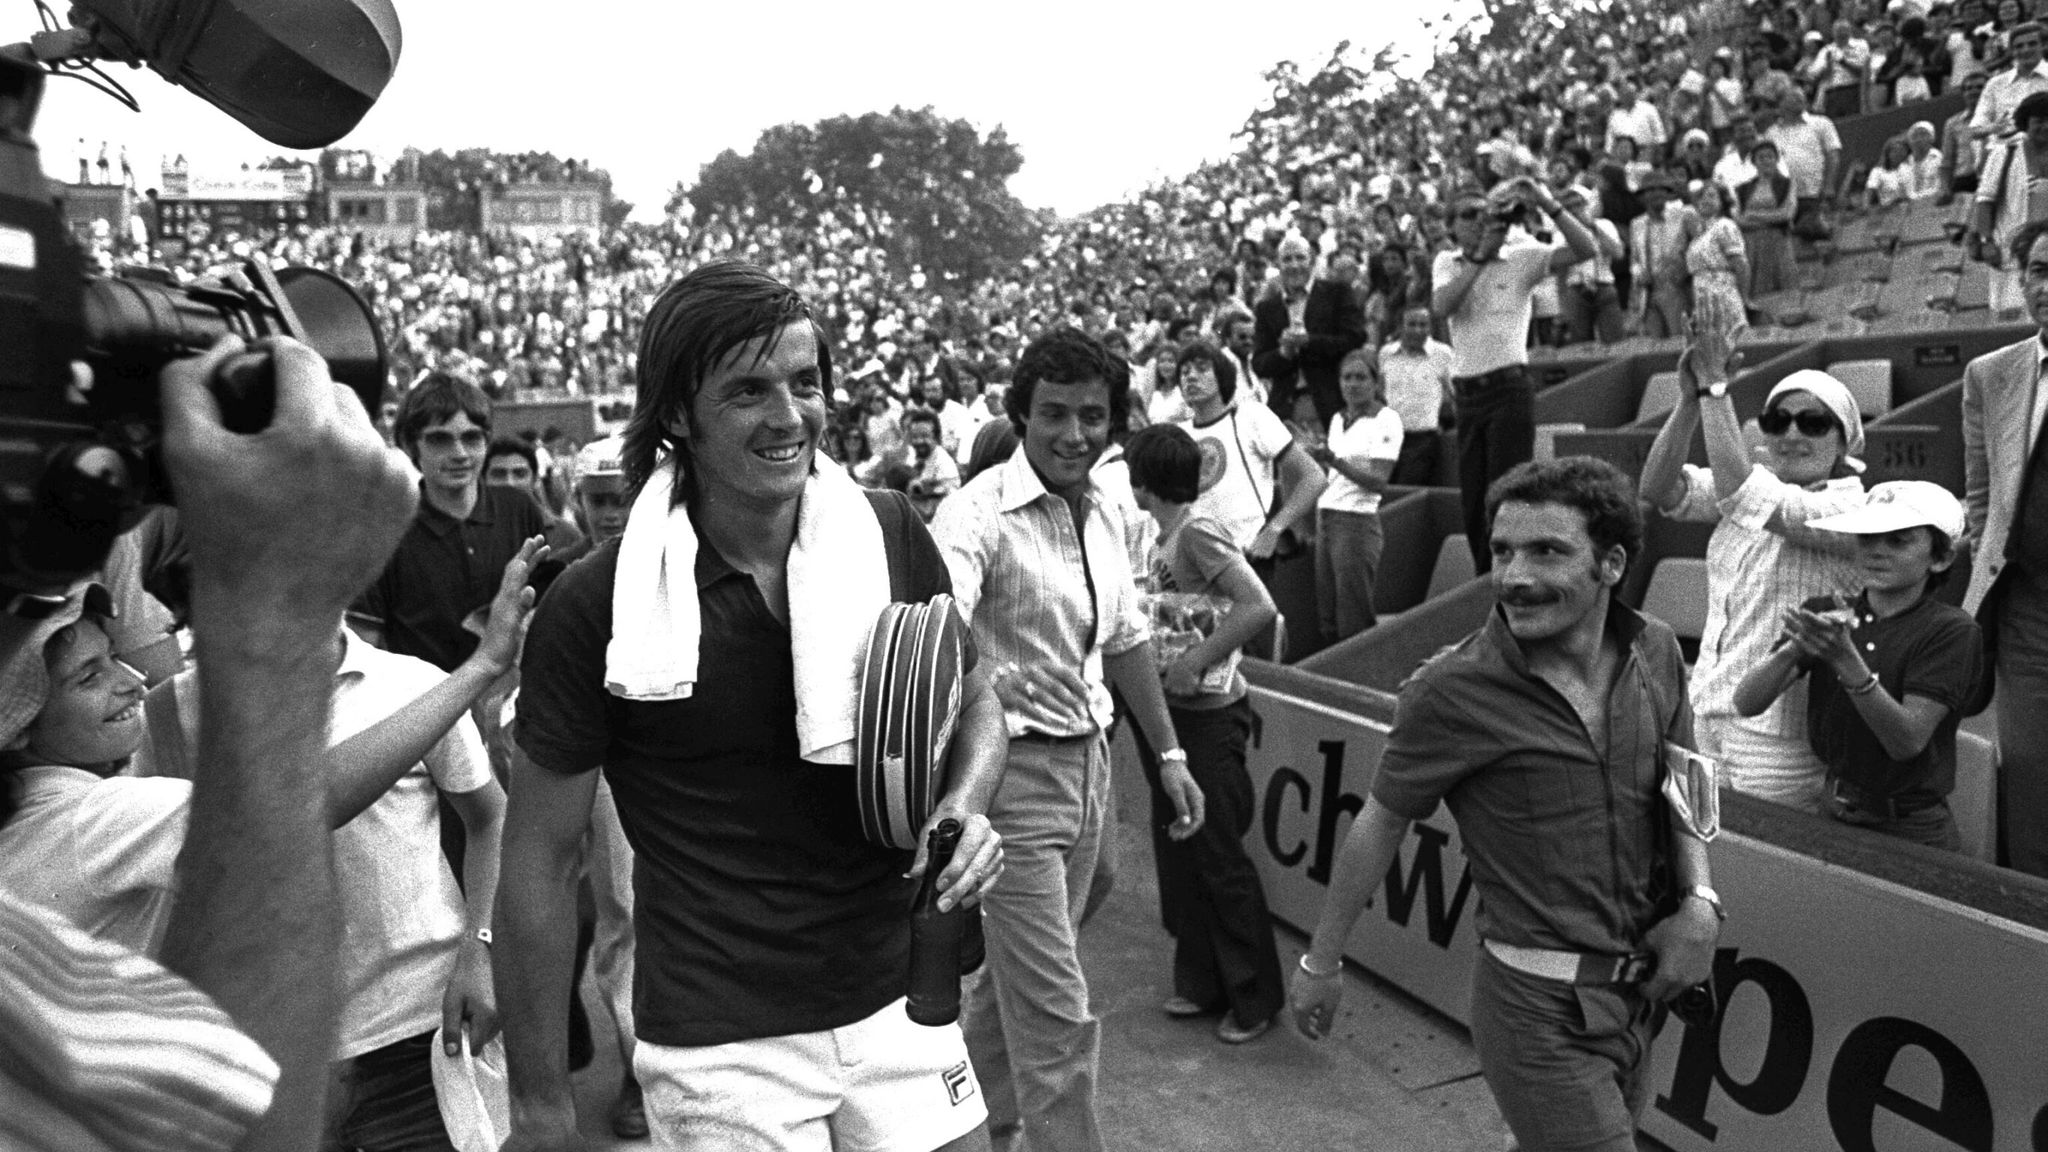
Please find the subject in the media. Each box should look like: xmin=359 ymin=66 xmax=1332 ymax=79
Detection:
xmin=961 ymin=734 xmax=1116 ymax=1152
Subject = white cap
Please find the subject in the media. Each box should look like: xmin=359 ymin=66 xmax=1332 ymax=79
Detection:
xmin=1807 ymin=480 xmax=1966 ymax=540
xmin=575 ymin=436 xmax=627 ymax=483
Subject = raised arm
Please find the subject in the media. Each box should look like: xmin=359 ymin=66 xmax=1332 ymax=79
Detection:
xmin=325 ymin=537 xmax=545 ymax=826
xmin=156 ymin=335 xmax=419 ymax=1151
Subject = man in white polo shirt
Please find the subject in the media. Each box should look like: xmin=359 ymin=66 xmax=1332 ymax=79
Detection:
xmin=1431 ymin=175 xmax=1599 ymax=573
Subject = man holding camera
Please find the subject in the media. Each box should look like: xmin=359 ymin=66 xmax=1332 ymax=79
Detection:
xmin=1 ymin=334 xmax=423 ymax=1151
xmin=1431 ymin=175 xmax=1600 ymax=573
xmin=1288 ymin=457 xmax=1720 ymax=1152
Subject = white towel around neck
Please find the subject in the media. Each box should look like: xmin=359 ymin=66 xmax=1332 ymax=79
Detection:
xmin=605 ymin=458 xmax=890 ymax=765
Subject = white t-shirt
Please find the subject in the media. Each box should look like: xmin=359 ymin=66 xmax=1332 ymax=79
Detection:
xmin=1379 ymin=340 xmax=1456 ymax=432
xmin=1182 ymin=402 xmax=1295 ymax=550
xmin=0 ymin=766 xmax=189 ymax=957
xmin=1432 ymin=239 xmax=1555 ymax=378
xmin=1317 ymin=407 xmax=1405 ymax=515
xmin=147 ymin=630 xmax=493 ymax=1059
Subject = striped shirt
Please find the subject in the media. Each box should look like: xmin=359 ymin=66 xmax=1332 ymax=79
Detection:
xmin=1668 ymin=463 xmax=1863 ymax=736
xmin=0 ymin=901 xmax=278 ymax=1152
xmin=932 ymin=446 xmax=1150 ymax=738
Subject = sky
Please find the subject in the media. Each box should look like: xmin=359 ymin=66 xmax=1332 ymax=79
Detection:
xmin=30 ymin=0 xmax=1480 ymax=223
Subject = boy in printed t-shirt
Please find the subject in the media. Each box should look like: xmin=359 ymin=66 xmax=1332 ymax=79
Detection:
xmin=1733 ymin=481 xmax=1985 ymax=850
xmin=1124 ymin=423 xmax=1287 ymax=1044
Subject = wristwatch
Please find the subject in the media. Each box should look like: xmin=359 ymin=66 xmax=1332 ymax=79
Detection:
xmin=1159 ymin=748 xmax=1189 ymax=765
xmin=1685 ymin=885 xmax=1727 ymax=920
xmin=1696 ymin=379 xmax=1728 ymax=400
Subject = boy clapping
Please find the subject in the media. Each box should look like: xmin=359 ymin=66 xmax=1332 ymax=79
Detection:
xmin=1734 ymin=482 xmax=1985 ymax=850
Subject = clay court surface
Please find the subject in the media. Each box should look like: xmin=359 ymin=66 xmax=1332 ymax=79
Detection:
xmin=565 ymin=814 xmax=1665 ymax=1150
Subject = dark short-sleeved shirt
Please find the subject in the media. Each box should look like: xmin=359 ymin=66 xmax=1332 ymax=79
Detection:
xmin=1371 ymin=603 xmax=1691 ymax=955
xmin=515 ymin=490 xmax=952 ymax=1047
xmin=1801 ymin=592 xmax=1984 ymax=804
xmin=354 ymin=485 xmax=549 ymax=672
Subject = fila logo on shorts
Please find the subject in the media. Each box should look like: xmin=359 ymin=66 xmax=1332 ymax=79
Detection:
xmin=942 ymin=1060 xmax=975 ymax=1106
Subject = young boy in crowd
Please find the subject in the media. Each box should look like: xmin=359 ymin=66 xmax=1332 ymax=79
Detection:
xmin=1733 ymin=481 xmax=1985 ymax=850
xmin=1123 ymin=423 xmax=1286 ymax=1043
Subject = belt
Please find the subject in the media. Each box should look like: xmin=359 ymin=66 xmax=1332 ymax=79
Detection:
xmin=1452 ymin=364 xmax=1527 ymax=395
xmin=1829 ymin=780 xmax=1944 ymax=821
xmin=1483 ymin=939 xmax=1653 ymax=986
xmin=1011 ymin=730 xmax=1097 ymax=747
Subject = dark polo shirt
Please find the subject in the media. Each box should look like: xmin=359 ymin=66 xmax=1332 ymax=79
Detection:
xmin=1372 ymin=602 xmax=1692 ymax=956
xmin=1802 ymin=591 xmax=1984 ymax=805
xmin=354 ymin=484 xmax=549 ymax=672
xmin=515 ymin=491 xmax=953 ymax=1047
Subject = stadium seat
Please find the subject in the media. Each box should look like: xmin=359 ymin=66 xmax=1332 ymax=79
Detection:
xmin=1841 ymin=251 xmax=1892 ymax=284
xmin=1640 ymin=557 xmax=1709 ymax=661
xmin=1896 ymin=205 xmax=1953 ymax=247
xmin=1847 ymin=281 xmax=1884 ymax=320
xmin=1953 ymin=730 xmax=1998 ymax=864
xmin=1876 ymin=275 xmax=1934 ymax=317
xmin=1533 ymin=422 xmax=1586 ymax=462
xmin=1751 ymin=289 xmax=1810 ymax=327
xmin=1635 ymin=371 xmax=1683 ymax=423
xmin=1956 ymin=262 xmax=1991 ymax=312
xmin=1923 ymin=271 xmax=1962 ymax=311
xmin=1827 ymin=359 xmax=1893 ymax=417
xmin=1831 ymin=217 xmax=1885 ymax=255
xmin=1913 ymin=243 xmax=1963 ymax=275
xmin=1426 ymin=535 xmax=1476 ymax=601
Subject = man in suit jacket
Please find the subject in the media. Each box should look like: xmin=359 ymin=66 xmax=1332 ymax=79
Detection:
xmin=1961 ymin=217 xmax=2048 ymax=878
xmin=1252 ymin=234 xmax=1367 ymax=427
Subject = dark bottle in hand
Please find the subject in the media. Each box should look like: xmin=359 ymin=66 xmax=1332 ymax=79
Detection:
xmin=907 ymin=818 xmax=968 ymax=1026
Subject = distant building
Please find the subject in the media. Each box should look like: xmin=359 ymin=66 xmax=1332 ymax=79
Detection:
xmin=153 ymin=160 xmax=316 ymax=252
xmin=481 ymin=182 xmax=603 ymax=240
xmin=325 ymin=183 xmax=431 ymax=243
xmin=58 ymin=182 xmax=135 ymax=243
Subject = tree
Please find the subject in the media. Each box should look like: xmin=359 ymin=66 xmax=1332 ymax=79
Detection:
xmin=682 ymin=106 xmax=1041 ymax=283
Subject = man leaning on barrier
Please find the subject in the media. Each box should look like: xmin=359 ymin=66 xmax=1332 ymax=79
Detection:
xmin=1290 ymin=456 xmax=1721 ymax=1152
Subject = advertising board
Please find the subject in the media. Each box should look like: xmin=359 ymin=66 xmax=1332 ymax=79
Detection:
xmin=1244 ymin=666 xmax=2048 ymax=1151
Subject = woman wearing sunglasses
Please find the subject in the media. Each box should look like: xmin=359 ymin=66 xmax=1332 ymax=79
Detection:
xmin=1639 ymin=317 xmax=1866 ymax=812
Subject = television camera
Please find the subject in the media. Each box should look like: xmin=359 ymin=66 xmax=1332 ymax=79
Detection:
xmin=0 ymin=0 xmax=400 ymax=612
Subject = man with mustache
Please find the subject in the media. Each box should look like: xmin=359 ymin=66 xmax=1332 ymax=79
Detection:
xmin=1288 ymin=456 xmax=1720 ymax=1152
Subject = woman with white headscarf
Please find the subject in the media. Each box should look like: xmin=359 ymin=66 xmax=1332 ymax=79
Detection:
xmin=1640 ymin=316 xmax=1867 ymax=812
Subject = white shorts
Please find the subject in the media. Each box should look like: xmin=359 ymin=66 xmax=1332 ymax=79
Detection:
xmin=632 ymin=996 xmax=985 ymax=1152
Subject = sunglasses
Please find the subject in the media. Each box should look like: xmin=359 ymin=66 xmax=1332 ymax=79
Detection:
xmin=1455 ymin=208 xmax=1486 ymax=222
xmin=1757 ymin=407 xmax=1836 ymax=437
xmin=421 ymin=429 xmax=489 ymax=450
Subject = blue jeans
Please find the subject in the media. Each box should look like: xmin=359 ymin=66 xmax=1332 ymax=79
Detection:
xmin=1316 ymin=508 xmax=1384 ymax=642
xmin=961 ymin=734 xmax=1115 ymax=1152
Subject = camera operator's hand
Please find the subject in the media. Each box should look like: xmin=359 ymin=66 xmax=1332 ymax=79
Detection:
xmin=162 ymin=335 xmax=416 ymax=626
